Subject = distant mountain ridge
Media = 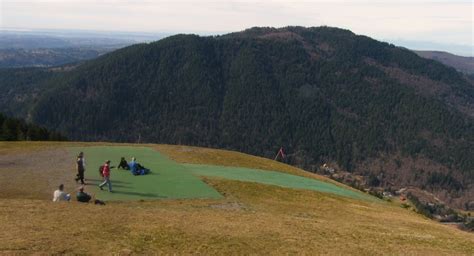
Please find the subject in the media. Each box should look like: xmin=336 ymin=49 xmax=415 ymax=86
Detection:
xmin=414 ymin=50 xmax=474 ymax=75
xmin=0 ymin=33 xmax=133 ymax=49
xmin=0 ymin=26 xmax=472 ymax=209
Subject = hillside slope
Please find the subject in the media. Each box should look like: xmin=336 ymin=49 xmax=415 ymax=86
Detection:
xmin=0 ymin=142 xmax=473 ymax=254
xmin=0 ymin=26 xmax=473 ymax=209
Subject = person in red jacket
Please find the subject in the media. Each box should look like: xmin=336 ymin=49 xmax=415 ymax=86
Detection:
xmin=99 ymin=160 xmax=113 ymax=192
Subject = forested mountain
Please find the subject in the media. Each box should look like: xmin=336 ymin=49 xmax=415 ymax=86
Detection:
xmin=0 ymin=67 xmax=60 ymax=117
xmin=0 ymin=26 xmax=473 ymax=209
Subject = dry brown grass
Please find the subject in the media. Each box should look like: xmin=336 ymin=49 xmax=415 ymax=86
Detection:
xmin=0 ymin=179 xmax=473 ymax=255
xmin=0 ymin=141 xmax=67 ymax=155
xmin=0 ymin=141 xmax=100 ymax=156
xmin=0 ymin=141 xmax=154 ymax=156
xmin=0 ymin=142 xmax=473 ymax=255
xmin=0 ymin=147 xmax=73 ymax=200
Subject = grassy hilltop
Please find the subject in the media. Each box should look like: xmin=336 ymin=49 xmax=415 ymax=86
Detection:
xmin=2 ymin=27 xmax=474 ymax=209
xmin=0 ymin=141 xmax=472 ymax=254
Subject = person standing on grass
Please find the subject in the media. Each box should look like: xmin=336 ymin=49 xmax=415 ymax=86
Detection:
xmin=75 ymin=152 xmax=86 ymax=185
xmin=99 ymin=160 xmax=113 ymax=192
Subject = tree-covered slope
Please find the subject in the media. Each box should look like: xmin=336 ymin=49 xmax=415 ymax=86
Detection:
xmin=0 ymin=67 xmax=68 ymax=117
xmin=1 ymin=26 xmax=473 ymax=208
xmin=0 ymin=113 xmax=65 ymax=141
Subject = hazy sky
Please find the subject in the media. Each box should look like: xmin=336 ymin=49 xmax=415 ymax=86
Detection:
xmin=1 ymin=0 xmax=473 ymax=55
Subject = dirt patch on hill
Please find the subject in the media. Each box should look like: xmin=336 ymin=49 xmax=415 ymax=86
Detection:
xmin=0 ymin=148 xmax=76 ymax=200
xmin=209 ymin=201 xmax=248 ymax=211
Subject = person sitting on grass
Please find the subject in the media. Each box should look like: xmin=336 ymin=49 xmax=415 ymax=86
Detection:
xmin=117 ymin=157 xmax=130 ymax=170
xmin=129 ymin=157 xmax=150 ymax=176
xmin=76 ymin=186 xmax=92 ymax=203
xmin=76 ymin=186 xmax=106 ymax=205
xmin=53 ymin=184 xmax=71 ymax=202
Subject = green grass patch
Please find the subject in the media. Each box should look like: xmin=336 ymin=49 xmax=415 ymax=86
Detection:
xmin=69 ymin=146 xmax=222 ymax=201
xmin=184 ymin=164 xmax=378 ymax=202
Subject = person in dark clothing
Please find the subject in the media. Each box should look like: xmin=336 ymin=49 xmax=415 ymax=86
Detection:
xmin=76 ymin=186 xmax=106 ymax=205
xmin=75 ymin=152 xmax=85 ymax=185
xmin=76 ymin=186 xmax=91 ymax=203
xmin=117 ymin=157 xmax=130 ymax=170
xmin=99 ymin=165 xmax=104 ymax=177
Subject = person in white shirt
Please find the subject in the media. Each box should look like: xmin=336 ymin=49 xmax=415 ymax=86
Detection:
xmin=53 ymin=184 xmax=71 ymax=202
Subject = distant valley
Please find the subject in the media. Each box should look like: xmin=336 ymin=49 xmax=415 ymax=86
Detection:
xmin=0 ymin=30 xmax=168 ymax=68
xmin=0 ymin=48 xmax=110 ymax=68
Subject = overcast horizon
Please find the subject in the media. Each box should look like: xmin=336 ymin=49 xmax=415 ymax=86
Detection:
xmin=1 ymin=0 xmax=472 ymax=56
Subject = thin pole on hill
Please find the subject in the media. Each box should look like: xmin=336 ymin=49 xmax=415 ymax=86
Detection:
xmin=274 ymin=147 xmax=286 ymax=161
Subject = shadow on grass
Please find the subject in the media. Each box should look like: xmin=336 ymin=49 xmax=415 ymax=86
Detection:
xmin=94 ymin=184 xmax=132 ymax=189
xmin=111 ymin=190 xmax=167 ymax=198
xmin=84 ymin=182 xmax=132 ymax=189
xmin=129 ymin=172 xmax=157 ymax=177
xmin=86 ymin=178 xmax=130 ymax=184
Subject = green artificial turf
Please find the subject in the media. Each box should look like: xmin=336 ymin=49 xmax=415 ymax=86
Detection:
xmin=68 ymin=146 xmax=376 ymax=202
xmin=183 ymin=164 xmax=379 ymax=202
xmin=69 ymin=146 xmax=222 ymax=201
